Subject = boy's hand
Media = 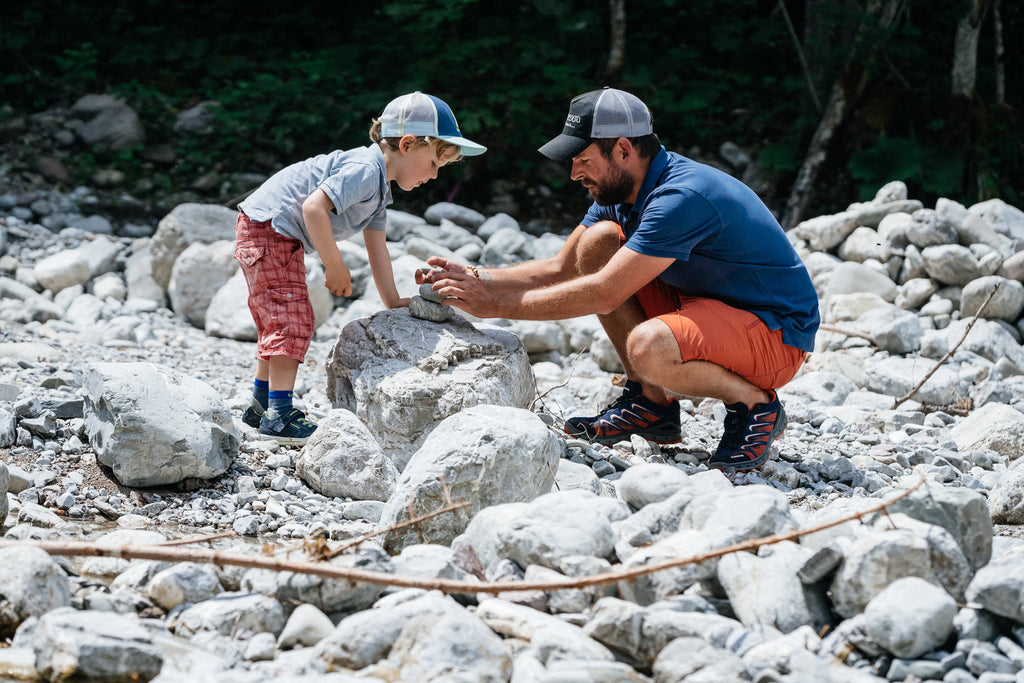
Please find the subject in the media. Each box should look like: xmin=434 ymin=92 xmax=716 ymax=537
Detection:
xmin=324 ymin=261 xmax=353 ymax=297
xmin=388 ymin=297 xmax=411 ymax=309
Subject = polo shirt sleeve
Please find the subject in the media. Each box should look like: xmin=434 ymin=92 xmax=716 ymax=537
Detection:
xmin=318 ymin=162 xmax=378 ymax=218
xmin=581 ymin=202 xmax=614 ymax=227
xmin=625 ymin=187 xmax=721 ymax=260
xmin=366 ymin=206 xmax=387 ymax=232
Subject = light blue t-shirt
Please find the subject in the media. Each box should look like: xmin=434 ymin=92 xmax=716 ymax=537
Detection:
xmin=582 ymin=148 xmax=819 ymax=352
xmin=239 ymin=144 xmax=392 ymax=253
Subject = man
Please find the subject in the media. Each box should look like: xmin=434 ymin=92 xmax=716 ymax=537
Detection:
xmin=419 ymin=88 xmax=819 ymax=471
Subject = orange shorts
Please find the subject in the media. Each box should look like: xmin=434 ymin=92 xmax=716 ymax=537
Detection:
xmin=636 ymin=277 xmax=807 ymax=391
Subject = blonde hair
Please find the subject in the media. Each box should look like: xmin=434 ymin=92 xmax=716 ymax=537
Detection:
xmin=369 ymin=119 xmax=462 ymax=163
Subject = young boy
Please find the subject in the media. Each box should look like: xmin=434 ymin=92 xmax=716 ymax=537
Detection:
xmin=235 ymin=92 xmax=486 ymax=445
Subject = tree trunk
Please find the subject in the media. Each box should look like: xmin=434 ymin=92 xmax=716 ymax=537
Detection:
xmin=993 ymin=0 xmax=1005 ymax=106
xmin=605 ymin=0 xmax=626 ymax=82
xmin=779 ymin=0 xmax=822 ymax=113
xmin=782 ymin=0 xmax=906 ymax=229
xmin=951 ymin=0 xmax=991 ymax=97
xmin=802 ymin=0 xmax=858 ymax=108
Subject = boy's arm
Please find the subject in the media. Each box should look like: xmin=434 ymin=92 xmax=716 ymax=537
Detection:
xmin=363 ymin=228 xmax=409 ymax=308
xmin=302 ymin=189 xmax=352 ymax=297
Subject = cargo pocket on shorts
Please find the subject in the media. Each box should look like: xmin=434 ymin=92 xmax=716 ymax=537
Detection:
xmin=268 ymin=284 xmax=314 ymax=339
xmin=236 ymin=245 xmax=266 ymax=271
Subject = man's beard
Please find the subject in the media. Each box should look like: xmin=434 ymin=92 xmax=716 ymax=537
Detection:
xmin=588 ymin=168 xmax=633 ymax=206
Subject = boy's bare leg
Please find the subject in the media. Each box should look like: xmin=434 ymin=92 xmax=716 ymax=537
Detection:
xmin=267 ymin=356 xmax=300 ymax=393
xmin=255 ymin=358 xmax=270 ymax=383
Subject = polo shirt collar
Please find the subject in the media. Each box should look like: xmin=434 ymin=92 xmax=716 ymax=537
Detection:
xmin=630 ymin=146 xmax=669 ymax=216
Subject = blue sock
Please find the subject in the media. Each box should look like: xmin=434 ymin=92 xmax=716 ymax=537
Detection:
xmin=252 ymin=379 xmax=269 ymax=410
xmin=268 ymin=390 xmax=293 ymax=415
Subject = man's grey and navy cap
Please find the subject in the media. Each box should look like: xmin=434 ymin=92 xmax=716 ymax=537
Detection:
xmin=539 ymin=87 xmax=653 ymax=162
xmin=379 ymin=91 xmax=486 ymax=157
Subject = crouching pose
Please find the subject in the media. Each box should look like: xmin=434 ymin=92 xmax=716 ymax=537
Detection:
xmin=418 ymin=88 xmax=818 ymax=471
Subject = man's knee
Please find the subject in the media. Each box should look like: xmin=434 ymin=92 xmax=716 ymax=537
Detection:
xmin=627 ymin=319 xmax=679 ymax=372
xmin=576 ymin=221 xmax=622 ymax=274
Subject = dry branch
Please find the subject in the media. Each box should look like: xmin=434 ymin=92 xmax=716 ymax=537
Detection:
xmin=782 ymin=0 xmax=907 ymax=228
xmin=817 ymin=324 xmax=875 ymax=342
xmin=157 ymin=531 xmax=236 ymax=546
xmin=0 ymin=476 xmax=925 ymax=595
xmin=893 ymin=281 xmax=1000 ymax=409
xmin=327 ymin=495 xmax=469 ymax=560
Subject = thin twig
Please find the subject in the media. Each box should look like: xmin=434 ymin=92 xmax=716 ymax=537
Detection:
xmin=326 ymin=497 xmax=470 ymax=560
xmin=157 ymin=531 xmax=236 ymax=546
xmin=818 ymin=324 xmax=875 ymax=342
xmin=893 ymin=282 xmax=1000 ymax=409
xmin=2 ymin=476 xmax=924 ymax=594
xmin=530 ymin=347 xmax=589 ymax=413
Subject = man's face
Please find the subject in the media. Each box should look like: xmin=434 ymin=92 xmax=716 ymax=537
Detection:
xmin=570 ymin=143 xmax=634 ymax=206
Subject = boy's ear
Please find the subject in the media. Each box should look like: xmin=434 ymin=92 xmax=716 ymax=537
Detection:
xmin=398 ymin=135 xmax=417 ymax=153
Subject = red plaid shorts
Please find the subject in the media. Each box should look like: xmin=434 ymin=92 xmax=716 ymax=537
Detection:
xmin=235 ymin=212 xmax=314 ymax=362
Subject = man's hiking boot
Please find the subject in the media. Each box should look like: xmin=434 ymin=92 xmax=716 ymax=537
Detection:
xmin=259 ymin=408 xmax=317 ymax=446
xmin=708 ymin=389 xmax=786 ymax=471
xmin=565 ymin=388 xmax=682 ymax=445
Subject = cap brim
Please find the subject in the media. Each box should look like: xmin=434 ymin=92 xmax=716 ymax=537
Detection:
xmin=538 ymin=134 xmax=592 ymax=162
xmin=439 ymin=135 xmax=487 ymax=157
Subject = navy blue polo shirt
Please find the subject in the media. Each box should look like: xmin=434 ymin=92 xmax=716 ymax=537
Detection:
xmin=582 ymin=148 xmax=819 ymax=352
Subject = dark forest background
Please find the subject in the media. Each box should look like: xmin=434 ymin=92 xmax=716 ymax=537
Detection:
xmin=1 ymin=0 xmax=1021 ymax=228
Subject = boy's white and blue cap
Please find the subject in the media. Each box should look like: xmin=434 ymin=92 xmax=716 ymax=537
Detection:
xmin=379 ymin=91 xmax=486 ymax=157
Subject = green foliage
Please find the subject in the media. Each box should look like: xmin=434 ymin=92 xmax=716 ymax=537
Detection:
xmin=0 ymin=0 xmax=1020 ymax=215
xmin=758 ymin=139 xmax=802 ymax=173
xmin=53 ymin=43 xmax=100 ymax=93
xmin=848 ymin=136 xmax=921 ymax=198
xmin=849 ymin=136 xmax=964 ymax=202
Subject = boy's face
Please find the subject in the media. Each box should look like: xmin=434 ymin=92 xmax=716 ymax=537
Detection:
xmin=393 ymin=138 xmax=450 ymax=191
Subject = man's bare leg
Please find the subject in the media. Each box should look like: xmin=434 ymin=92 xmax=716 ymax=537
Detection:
xmin=627 ymin=318 xmax=770 ymax=409
xmin=574 ymin=221 xmax=669 ymax=404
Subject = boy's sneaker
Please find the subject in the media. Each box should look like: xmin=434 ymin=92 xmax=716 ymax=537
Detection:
xmin=564 ymin=392 xmax=682 ymax=445
xmin=259 ymin=408 xmax=317 ymax=446
xmin=241 ymin=401 xmax=264 ymax=429
xmin=708 ymin=390 xmax=786 ymax=471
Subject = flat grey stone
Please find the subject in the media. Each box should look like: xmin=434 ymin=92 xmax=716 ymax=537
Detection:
xmin=409 ymin=295 xmax=455 ymax=321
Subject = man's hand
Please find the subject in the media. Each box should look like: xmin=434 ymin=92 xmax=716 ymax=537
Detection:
xmin=324 ymin=261 xmax=352 ymax=297
xmin=415 ymin=257 xmax=469 ymax=284
xmin=433 ymin=271 xmax=506 ymax=318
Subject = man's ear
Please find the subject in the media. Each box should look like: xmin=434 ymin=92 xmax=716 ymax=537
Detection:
xmin=616 ymin=137 xmax=633 ymax=161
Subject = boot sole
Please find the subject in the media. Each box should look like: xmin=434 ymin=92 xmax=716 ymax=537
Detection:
xmin=260 ymin=433 xmax=310 ymax=446
xmin=564 ymin=424 xmax=682 ymax=446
